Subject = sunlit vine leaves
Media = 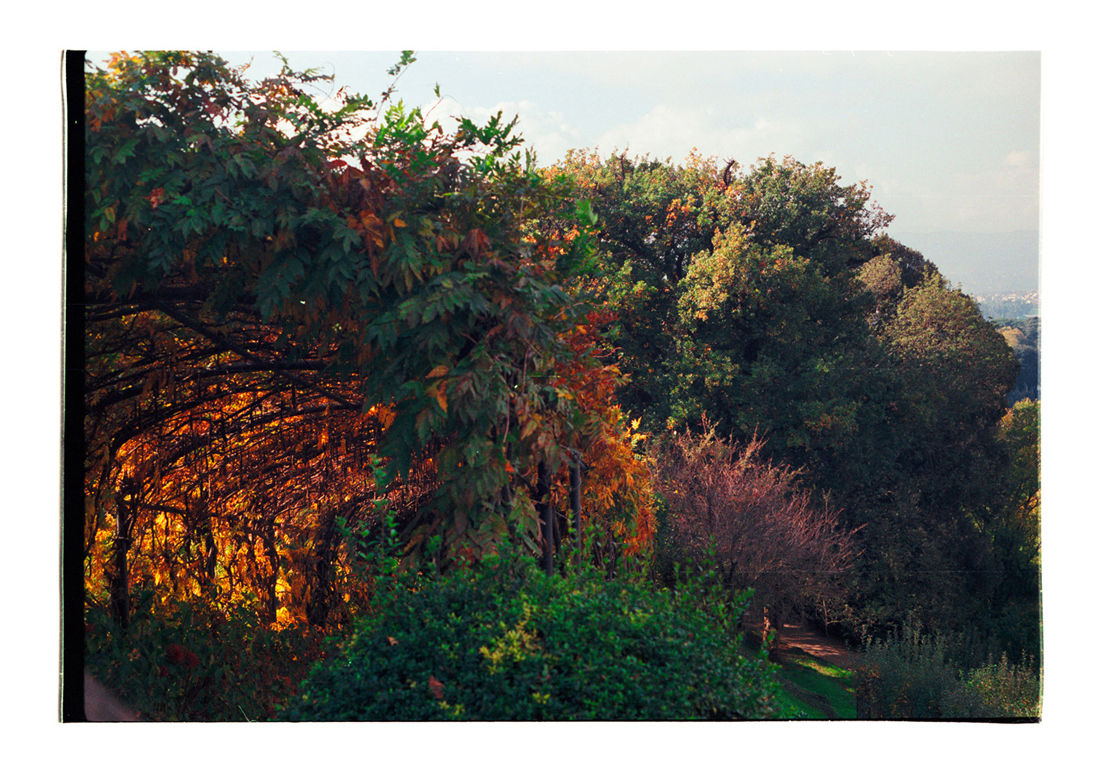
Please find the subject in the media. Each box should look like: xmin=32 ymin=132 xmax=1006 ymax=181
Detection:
xmin=83 ymin=51 xmax=654 ymax=633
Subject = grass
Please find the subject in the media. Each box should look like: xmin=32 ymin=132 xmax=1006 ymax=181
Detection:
xmin=742 ymin=630 xmax=857 ymax=719
xmin=772 ymin=651 xmax=856 ymax=719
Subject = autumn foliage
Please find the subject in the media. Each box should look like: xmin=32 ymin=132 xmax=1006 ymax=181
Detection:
xmin=654 ymin=425 xmax=857 ymax=658
xmin=82 ymin=51 xmax=656 ymax=644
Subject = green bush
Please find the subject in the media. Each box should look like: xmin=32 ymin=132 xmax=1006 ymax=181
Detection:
xmin=280 ymin=554 xmax=782 ymax=720
xmin=854 ymin=619 xmax=1041 ymax=720
xmin=85 ymin=590 xmax=335 ymax=721
xmin=942 ymin=654 xmax=1041 ymax=719
xmin=854 ymin=620 xmax=959 ymax=719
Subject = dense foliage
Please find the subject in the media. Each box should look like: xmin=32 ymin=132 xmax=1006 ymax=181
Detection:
xmin=281 ymin=552 xmax=782 ymax=721
xmin=85 ymin=591 xmax=331 ymax=720
xmin=83 ymin=51 xmax=652 ymax=637
xmin=77 ymin=51 xmax=1040 ymax=721
xmin=551 ymin=150 xmax=1034 ymax=664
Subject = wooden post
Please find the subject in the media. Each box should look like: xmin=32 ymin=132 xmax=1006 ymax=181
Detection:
xmin=110 ymin=481 xmax=133 ymax=629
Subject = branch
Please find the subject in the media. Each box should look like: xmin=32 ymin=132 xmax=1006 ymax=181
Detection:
xmin=153 ymin=302 xmax=363 ymax=411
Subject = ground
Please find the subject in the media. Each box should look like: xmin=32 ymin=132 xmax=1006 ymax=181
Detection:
xmin=771 ymin=621 xmax=858 ymax=669
xmin=744 ymin=619 xmax=858 ymax=669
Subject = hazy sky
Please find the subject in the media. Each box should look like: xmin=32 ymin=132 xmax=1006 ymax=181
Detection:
xmin=212 ymin=50 xmax=1040 ymax=243
xmin=81 ymin=48 xmax=1041 ymax=292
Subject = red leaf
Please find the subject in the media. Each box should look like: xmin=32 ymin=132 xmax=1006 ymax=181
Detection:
xmin=428 ymin=675 xmax=444 ymax=699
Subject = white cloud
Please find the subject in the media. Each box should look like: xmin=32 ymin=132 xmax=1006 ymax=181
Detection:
xmin=421 ymin=96 xmax=583 ymax=164
xmin=591 ymin=103 xmax=815 ymax=167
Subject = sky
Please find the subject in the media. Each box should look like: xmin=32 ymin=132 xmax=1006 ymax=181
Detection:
xmin=196 ymin=49 xmax=1042 ymax=294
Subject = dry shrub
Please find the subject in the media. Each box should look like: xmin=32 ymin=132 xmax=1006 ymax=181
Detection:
xmin=654 ymin=425 xmax=857 ymax=657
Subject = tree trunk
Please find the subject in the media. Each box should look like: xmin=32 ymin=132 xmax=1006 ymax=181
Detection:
xmin=763 ymin=605 xmax=783 ymax=663
xmin=306 ymin=507 xmax=338 ymax=626
xmin=261 ymin=517 xmax=278 ymax=625
xmin=109 ymin=486 xmax=133 ymax=629
xmin=570 ymin=451 xmax=582 ymax=564
xmin=194 ymin=505 xmax=217 ymax=597
xmin=537 ymin=461 xmax=554 ymax=575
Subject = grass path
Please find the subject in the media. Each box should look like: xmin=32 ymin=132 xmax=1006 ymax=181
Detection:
xmin=775 ymin=652 xmax=856 ymax=718
xmin=744 ymin=620 xmax=859 ymax=719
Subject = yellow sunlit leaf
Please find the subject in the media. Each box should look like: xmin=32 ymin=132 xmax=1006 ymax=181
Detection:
xmin=432 ymin=385 xmax=448 ymax=413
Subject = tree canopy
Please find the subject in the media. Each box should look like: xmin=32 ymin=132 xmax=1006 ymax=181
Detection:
xmin=550 ymin=148 xmax=1026 ymax=646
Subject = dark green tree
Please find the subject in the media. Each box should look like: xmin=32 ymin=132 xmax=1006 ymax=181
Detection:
xmin=543 ymin=150 xmax=735 ymax=427
xmin=846 ymin=272 xmax=1022 ymax=642
xmin=979 ymin=399 xmax=1041 ymax=662
xmin=730 ymin=155 xmax=894 ymax=276
xmin=551 ymin=151 xmax=889 ymax=464
xmin=555 ymin=149 xmax=1029 ymax=647
xmin=880 ymin=273 xmax=1019 ymax=515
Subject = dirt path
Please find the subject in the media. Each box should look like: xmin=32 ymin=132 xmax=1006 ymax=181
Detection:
xmin=746 ymin=621 xmax=859 ymax=670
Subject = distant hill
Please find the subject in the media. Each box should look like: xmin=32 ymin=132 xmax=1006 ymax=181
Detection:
xmin=888 ymin=230 xmax=1039 ymax=295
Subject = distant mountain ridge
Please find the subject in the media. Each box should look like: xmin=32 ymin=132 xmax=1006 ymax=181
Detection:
xmin=888 ymin=230 xmax=1039 ymax=296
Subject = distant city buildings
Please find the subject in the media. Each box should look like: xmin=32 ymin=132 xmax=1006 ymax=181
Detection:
xmin=976 ymin=291 xmax=1040 ymax=320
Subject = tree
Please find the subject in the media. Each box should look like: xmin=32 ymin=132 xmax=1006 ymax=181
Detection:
xmin=555 ymin=149 xmax=1030 ymax=646
xmin=879 ymin=272 xmax=1019 ymax=515
xmin=551 ymin=151 xmax=891 ymax=470
xmin=858 ymin=237 xmax=939 ymax=329
xmin=654 ymin=426 xmax=858 ymax=661
xmin=844 ymin=272 xmax=1022 ymax=641
xmin=673 ymin=222 xmax=877 ymax=476
xmin=542 ymin=150 xmax=735 ymax=429
xmin=998 ymin=319 xmax=1040 ymax=404
xmin=980 ymin=399 xmax=1041 ymax=662
xmin=729 ymin=155 xmax=894 ymax=277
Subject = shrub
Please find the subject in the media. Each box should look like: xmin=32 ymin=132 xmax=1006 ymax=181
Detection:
xmin=854 ymin=620 xmax=959 ymax=719
xmin=280 ymin=553 xmax=782 ymax=720
xmin=653 ymin=426 xmax=857 ymax=657
xmin=942 ymin=654 xmax=1041 ymax=719
xmin=854 ymin=618 xmax=1041 ymax=720
xmin=85 ymin=590 xmax=335 ymax=721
